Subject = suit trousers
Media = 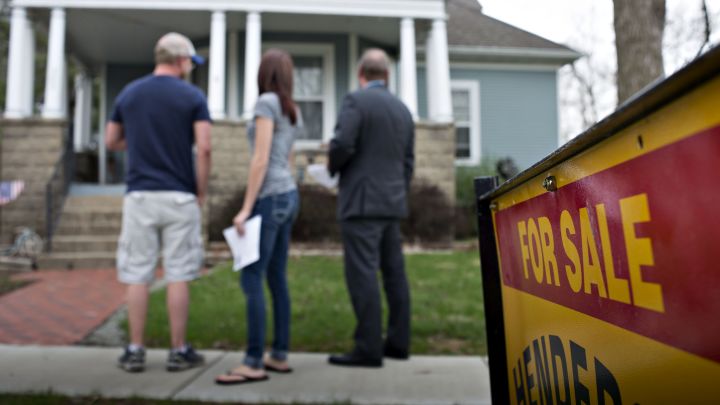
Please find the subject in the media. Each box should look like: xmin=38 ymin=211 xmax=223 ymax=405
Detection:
xmin=340 ymin=219 xmax=411 ymax=359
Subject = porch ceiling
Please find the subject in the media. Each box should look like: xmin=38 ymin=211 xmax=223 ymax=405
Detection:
xmin=36 ymin=8 xmax=402 ymax=71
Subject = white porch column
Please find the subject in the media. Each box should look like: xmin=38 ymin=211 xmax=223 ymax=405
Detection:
xmin=208 ymin=10 xmax=227 ymax=120
xmin=42 ymin=8 xmax=67 ymax=119
xmin=400 ymin=18 xmax=418 ymax=119
xmin=73 ymin=73 xmax=92 ymax=152
xmin=98 ymin=65 xmax=107 ymax=184
xmin=227 ymin=30 xmax=240 ymax=120
xmin=4 ymin=7 xmax=29 ymax=118
xmin=429 ymin=19 xmax=453 ymax=123
xmin=348 ymin=33 xmax=359 ymax=91
xmin=425 ymin=30 xmax=437 ymax=121
xmin=243 ymin=11 xmax=262 ymax=119
xmin=21 ymin=21 xmax=36 ymax=117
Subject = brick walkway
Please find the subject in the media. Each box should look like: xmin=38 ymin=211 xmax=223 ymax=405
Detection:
xmin=0 ymin=269 xmax=125 ymax=345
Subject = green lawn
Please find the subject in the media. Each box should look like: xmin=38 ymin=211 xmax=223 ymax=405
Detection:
xmin=139 ymin=251 xmax=486 ymax=355
xmin=0 ymin=274 xmax=33 ymax=297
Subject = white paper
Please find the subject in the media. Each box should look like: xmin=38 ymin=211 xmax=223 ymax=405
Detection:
xmin=307 ymin=163 xmax=339 ymax=188
xmin=222 ymin=215 xmax=262 ymax=271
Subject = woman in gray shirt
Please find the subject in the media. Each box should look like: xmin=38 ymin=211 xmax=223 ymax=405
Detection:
xmin=216 ymin=49 xmax=301 ymax=385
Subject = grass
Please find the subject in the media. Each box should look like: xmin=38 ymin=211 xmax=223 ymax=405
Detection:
xmin=0 ymin=274 xmax=33 ymax=297
xmin=138 ymin=251 xmax=486 ymax=355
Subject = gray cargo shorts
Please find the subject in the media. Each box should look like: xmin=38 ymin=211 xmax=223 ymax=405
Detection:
xmin=117 ymin=191 xmax=203 ymax=284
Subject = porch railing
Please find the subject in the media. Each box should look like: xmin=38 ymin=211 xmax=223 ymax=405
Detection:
xmin=45 ymin=131 xmax=75 ymax=253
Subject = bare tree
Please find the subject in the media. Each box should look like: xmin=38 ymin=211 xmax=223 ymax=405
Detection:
xmin=696 ymin=0 xmax=712 ymax=57
xmin=557 ymin=4 xmax=617 ymax=142
xmin=613 ymin=0 xmax=666 ymax=104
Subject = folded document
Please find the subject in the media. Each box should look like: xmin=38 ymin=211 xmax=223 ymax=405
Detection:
xmin=307 ymin=163 xmax=339 ymax=189
xmin=222 ymin=215 xmax=262 ymax=271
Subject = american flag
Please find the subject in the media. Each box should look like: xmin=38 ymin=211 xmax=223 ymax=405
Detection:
xmin=0 ymin=181 xmax=24 ymax=205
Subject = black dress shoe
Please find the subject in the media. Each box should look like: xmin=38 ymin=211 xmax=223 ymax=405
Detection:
xmin=383 ymin=346 xmax=409 ymax=360
xmin=328 ymin=353 xmax=383 ymax=368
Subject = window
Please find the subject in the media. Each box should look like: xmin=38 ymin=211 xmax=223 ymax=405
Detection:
xmin=451 ymin=81 xmax=481 ymax=165
xmin=263 ymin=43 xmax=335 ymax=148
xmin=293 ymin=56 xmax=324 ymax=142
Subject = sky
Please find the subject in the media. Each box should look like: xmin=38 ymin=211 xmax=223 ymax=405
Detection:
xmin=477 ymin=0 xmax=720 ymax=141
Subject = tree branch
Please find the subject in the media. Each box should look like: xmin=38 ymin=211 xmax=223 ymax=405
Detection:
xmin=696 ymin=0 xmax=711 ymax=59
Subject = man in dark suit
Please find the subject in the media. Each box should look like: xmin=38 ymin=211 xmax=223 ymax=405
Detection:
xmin=327 ymin=48 xmax=415 ymax=368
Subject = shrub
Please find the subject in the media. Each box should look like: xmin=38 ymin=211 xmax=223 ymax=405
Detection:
xmin=208 ymin=187 xmax=246 ymax=242
xmin=454 ymin=204 xmax=478 ymax=240
xmin=210 ymin=180 xmax=459 ymax=244
xmin=291 ymin=184 xmax=340 ymax=243
xmin=454 ymin=158 xmax=521 ymax=240
xmin=402 ymin=181 xmax=455 ymax=245
xmin=455 ymin=159 xmax=499 ymax=207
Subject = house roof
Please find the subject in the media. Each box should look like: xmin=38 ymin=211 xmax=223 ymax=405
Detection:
xmin=443 ymin=0 xmax=581 ymax=65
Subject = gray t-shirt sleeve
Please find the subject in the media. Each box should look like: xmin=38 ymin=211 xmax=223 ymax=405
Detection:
xmin=294 ymin=106 xmax=305 ymax=138
xmin=254 ymin=92 xmax=281 ymax=121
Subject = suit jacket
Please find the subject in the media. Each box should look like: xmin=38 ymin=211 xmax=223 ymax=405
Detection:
xmin=328 ymin=85 xmax=415 ymax=220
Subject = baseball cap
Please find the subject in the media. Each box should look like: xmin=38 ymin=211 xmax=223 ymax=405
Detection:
xmin=155 ymin=32 xmax=206 ymax=65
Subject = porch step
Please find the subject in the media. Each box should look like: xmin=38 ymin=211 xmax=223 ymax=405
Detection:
xmin=37 ymin=252 xmax=117 ymax=270
xmin=54 ymin=222 xmax=122 ymax=235
xmin=60 ymin=210 xmax=123 ymax=222
xmin=63 ymin=195 xmax=124 ymax=209
xmin=50 ymin=235 xmax=119 ymax=253
xmin=41 ymin=194 xmax=124 ymax=270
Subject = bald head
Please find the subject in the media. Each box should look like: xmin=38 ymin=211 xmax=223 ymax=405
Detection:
xmin=358 ymin=48 xmax=390 ymax=82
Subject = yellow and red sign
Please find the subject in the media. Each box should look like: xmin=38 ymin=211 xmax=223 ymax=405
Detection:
xmin=489 ymin=74 xmax=720 ymax=403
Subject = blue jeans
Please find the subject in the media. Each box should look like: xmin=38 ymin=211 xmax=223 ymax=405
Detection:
xmin=241 ymin=189 xmax=299 ymax=368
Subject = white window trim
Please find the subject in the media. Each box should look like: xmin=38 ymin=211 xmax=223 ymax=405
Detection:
xmin=262 ymin=42 xmax=335 ymax=150
xmin=388 ymin=57 xmax=398 ymax=95
xmin=451 ymin=80 xmax=481 ymax=166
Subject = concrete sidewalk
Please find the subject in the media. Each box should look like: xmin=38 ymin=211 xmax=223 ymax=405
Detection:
xmin=0 ymin=345 xmax=492 ymax=404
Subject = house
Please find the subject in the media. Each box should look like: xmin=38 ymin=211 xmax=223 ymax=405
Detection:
xmin=0 ymin=0 xmax=578 ymax=266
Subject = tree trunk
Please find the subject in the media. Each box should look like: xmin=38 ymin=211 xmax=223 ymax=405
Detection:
xmin=613 ymin=0 xmax=666 ymax=104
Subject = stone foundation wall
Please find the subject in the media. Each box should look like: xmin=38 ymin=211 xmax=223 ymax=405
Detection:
xmin=414 ymin=121 xmax=456 ymax=206
xmin=207 ymin=120 xmax=250 ymax=230
xmin=208 ymin=120 xmax=456 ymax=238
xmin=0 ymin=119 xmax=456 ymax=246
xmin=0 ymin=119 xmax=67 ymax=245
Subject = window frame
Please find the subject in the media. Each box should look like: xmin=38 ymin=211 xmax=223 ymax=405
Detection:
xmin=451 ymin=80 xmax=481 ymax=166
xmin=262 ymin=42 xmax=336 ymax=150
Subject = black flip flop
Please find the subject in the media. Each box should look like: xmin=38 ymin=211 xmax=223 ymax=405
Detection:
xmin=215 ymin=370 xmax=270 ymax=385
xmin=264 ymin=363 xmax=293 ymax=374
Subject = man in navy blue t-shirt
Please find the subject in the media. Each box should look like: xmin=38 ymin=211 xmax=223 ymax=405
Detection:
xmin=106 ymin=32 xmax=211 ymax=373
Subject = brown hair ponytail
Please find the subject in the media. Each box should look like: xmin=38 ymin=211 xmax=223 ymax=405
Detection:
xmin=257 ymin=49 xmax=298 ymax=125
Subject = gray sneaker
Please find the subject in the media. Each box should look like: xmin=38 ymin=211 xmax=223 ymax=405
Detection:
xmin=166 ymin=345 xmax=205 ymax=372
xmin=118 ymin=346 xmax=145 ymax=373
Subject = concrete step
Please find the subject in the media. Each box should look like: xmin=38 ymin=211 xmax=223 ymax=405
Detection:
xmin=55 ymin=217 xmax=122 ymax=229
xmin=37 ymin=252 xmax=117 ymax=270
xmin=49 ymin=235 xmax=118 ymax=253
xmin=0 ymin=256 xmax=35 ymax=272
xmin=63 ymin=195 xmax=123 ymax=210
xmin=54 ymin=225 xmax=122 ymax=236
xmin=59 ymin=211 xmax=123 ymax=222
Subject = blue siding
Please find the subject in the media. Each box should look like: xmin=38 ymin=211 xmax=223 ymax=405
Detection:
xmin=418 ymin=67 xmax=559 ymax=170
